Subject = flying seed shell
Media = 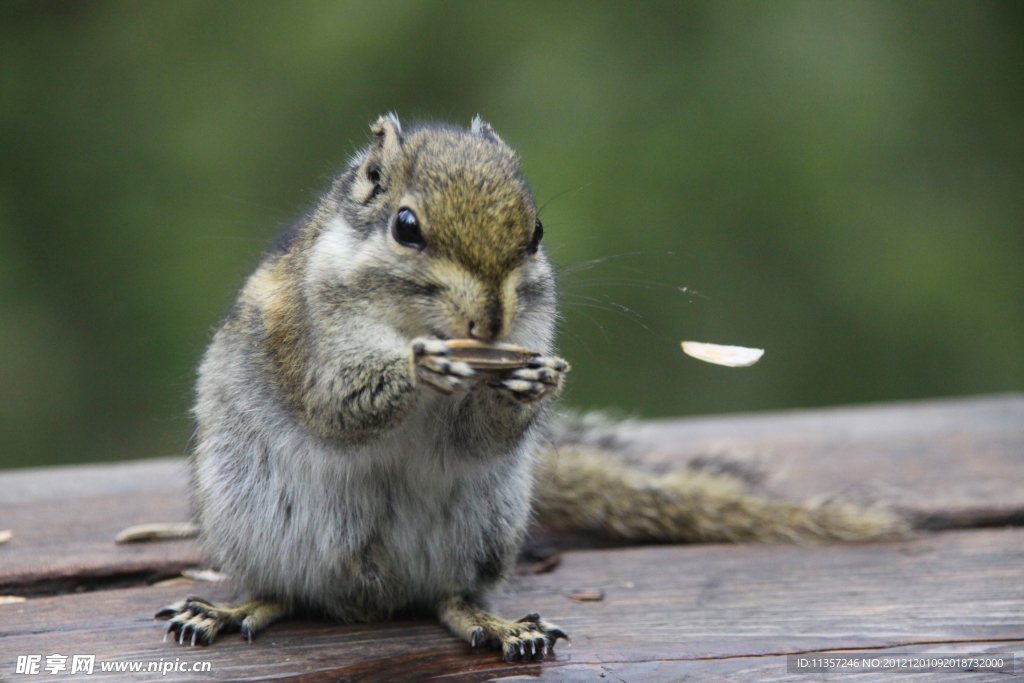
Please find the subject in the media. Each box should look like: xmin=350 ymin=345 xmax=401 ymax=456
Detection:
xmin=682 ymin=341 xmax=764 ymax=367
xmin=0 ymin=530 xmax=11 ymax=545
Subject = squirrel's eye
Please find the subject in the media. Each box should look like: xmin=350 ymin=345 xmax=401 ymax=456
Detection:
xmin=392 ymin=208 xmax=425 ymax=249
xmin=526 ymin=218 xmax=543 ymax=255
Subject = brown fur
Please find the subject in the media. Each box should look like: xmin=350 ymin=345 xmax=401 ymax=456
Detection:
xmin=533 ymin=444 xmax=908 ymax=543
xmin=161 ymin=116 xmax=905 ymax=662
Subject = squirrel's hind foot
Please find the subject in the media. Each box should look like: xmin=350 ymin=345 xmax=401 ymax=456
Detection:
xmin=156 ymin=596 xmax=285 ymax=646
xmin=438 ymin=595 xmax=567 ymax=662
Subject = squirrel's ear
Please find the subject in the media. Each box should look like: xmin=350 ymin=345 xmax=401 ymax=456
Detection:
xmin=470 ymin=115 xmax=504 ymax=145
xmin=371 ymin=112 xmax=402 ymax=150
xmin=357 ymin=114 xmax=403 ymax=203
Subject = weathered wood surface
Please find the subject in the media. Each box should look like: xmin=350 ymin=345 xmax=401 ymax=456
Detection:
xmin=616 ymin=392 xmax=1024 ymax=529
xmin=1 ymin=394 xmax=1022 ymax=681
xmin=1 ymin=529 xmax=1021 ymax=681
xmin=0 ymin=459 xmax=199 ymax=595
xmin=3 ymin=394 xmax=1022 ymax=595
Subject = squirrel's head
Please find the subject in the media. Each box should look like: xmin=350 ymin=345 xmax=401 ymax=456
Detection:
xmin=306 ymin=115 xmax=555 ymax=346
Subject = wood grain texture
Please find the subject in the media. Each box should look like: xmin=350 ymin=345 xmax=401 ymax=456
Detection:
xmin=0 ymin=458 xmax=201 ymax=595
xmin=2 ymin=395 xmax=1022 ymax=592
xmin=1 ymin=529 xmax=1021 ymax=681
xmin=2 ymin=395 xmax=1022 ymax=680
xmin=615 ymin=393 xmax=1024 ymax=528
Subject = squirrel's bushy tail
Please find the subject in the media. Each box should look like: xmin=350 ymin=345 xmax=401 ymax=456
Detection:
xmin=532 ymin=425 xmax=907 ymax=543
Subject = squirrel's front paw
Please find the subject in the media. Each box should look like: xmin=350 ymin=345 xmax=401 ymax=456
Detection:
xmin=490 ymin=356 xmax=568 ymax=404
xmin=412 ymin=337 xmax=476 ymax=395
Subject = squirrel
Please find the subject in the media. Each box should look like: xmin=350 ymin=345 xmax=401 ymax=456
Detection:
xmin=155 ymin=115 xmax=904 ymax=662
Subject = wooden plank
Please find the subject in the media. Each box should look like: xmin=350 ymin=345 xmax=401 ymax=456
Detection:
xmin=615 ymin=393 xmax=1024 ymax=528
xmin=419 ymin=644 xmax=1023 ymax=683
xmin=0 ymin=459 xmax=201 ymax=595
xmin=2 ymin=395 xmax=1021 ymax=592
xmin=1 ymin=528 xmax=1021 ymax=682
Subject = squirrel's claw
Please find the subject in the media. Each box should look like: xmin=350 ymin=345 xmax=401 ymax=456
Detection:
xmin=157 ymin=596 xmax=285 ymax=647
xmin=491 ymin=355 xmax=567 ymax=404
xmin=412 ymin=337 xmax=450 ymax=357
xmin=158 ymin=596 xmax=223 ymax=646
xmin=437 ymin=596 xmax=566 ymax=663
xmin=412 ymin=337 xmax=476 ymax=394
xmin=499 ymin=613 xmax=567 ymax=662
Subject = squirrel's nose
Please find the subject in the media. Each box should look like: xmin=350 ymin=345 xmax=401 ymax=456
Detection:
xmin=464 ymin=294 xmax=505 ymax=342
xmin=467 ymin=313 xmax=502 ymax=342
xmin=467 ymin=320 xmax=489 ymax=341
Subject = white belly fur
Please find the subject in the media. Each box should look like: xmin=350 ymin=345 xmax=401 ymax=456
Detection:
xmin=193 ymin=388 xmax=537 ymax=621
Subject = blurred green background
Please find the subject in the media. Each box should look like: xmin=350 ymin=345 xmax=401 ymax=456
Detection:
xmin=1 ymin=0 xmax=1022 ymax=469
